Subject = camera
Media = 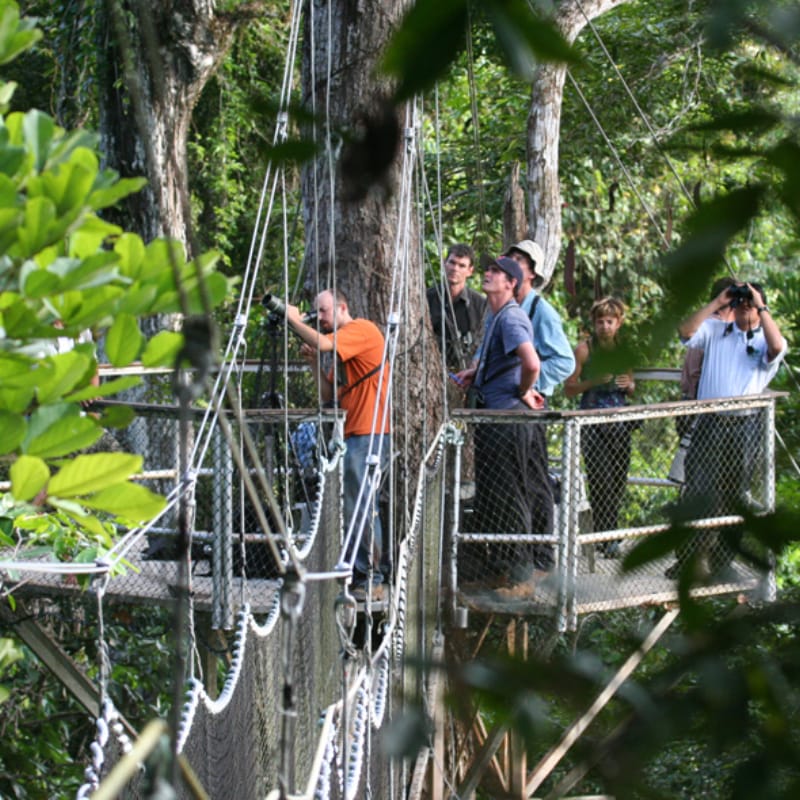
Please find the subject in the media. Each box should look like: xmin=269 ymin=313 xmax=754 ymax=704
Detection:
xmin=261 ymin=292 xmax=286 ymax=315
xmin=261 ymin=293 xmax=317 ymax=325
xmin=727 ymin=284 xmax=753 ymax=308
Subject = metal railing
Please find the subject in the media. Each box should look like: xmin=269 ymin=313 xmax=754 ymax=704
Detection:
xmin=450 ymin=392 xmax=782 ymax=631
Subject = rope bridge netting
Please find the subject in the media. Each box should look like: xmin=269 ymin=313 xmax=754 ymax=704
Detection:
xmin=69 ymin=409 xmax=448 ymax=800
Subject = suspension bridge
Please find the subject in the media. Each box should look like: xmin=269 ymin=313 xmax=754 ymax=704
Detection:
xmin=0 ymin=0 xmax=789 ymax=797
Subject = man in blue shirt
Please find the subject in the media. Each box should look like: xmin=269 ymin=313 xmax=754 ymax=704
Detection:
xmin=667 ymin=280 xmax=787 ymax=580
xmin=502 ymin=239 xmax=575 ymax=400
xmin=455 ymin=256 xmax=555 ymax=597
xmin=470 ymin=240 xmax=574 ymax=403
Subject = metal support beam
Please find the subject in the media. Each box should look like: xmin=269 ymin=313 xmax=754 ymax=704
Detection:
xmin=0 ymin=598 xmax=134 ymax=737
xmin=0 ymin=598 xmax=100 ymax=717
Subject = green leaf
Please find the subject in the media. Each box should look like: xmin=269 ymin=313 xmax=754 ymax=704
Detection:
xmin=25 ymin=415 xmax=101 ymax=459
xmin=9 ymin=454 xmax=49 ymax=501
xmin=68 ymin=213 xmax=122 ymax=256
xmin=381 ymin=0 xmax=469 ymax=102
xmin=113 ymin=232 xmax=146 ymax=279
xmin=48 ymin=452 xmax=143 ymax=497
xmin=22 ymin=109 xmax=55 ymax=174
xmin=261 ymin=138 xmax=321 ymax=165
xmin=0 ymin=2 xmax=41 ymax=66
xmin=142 ymin=331 xmax=183 ymax=367
xmin=0 ymin=137 xmax=25 ymax=177
xmin=0 ymin=299 xmax=53 ymax=339
xmin=87 ymin=176 xmax=147 ymax=211
xmin=51 ymin=285 xmax=124 ymax=330
xmin=105 ymin=313 xmax=143 ymax=367
xmin=28 ymin=157 xmax=96 ymax=216
xmin=36 ymin=350 xmax=94 ymax=405
xmin=45 ymin=251 xmax=124 ymax=292
xmin=66 ymin=375 xmax=140 ymax=403
xmin=484 ymin=0 xmax=580 ymax=80
xmin=82 ymin=483 xmax=166 ymax=524
xmin=139 ymin=238 xmax=186 ymax=281
xmin=117 ymin=285 xmax=158 ymax=315
xmin=21 ymin=263 xmax=61 ymax=297
xmin=0 ymin=409 xmax=25 ymax=454
xmin=98 ymin=404 xmax=134 ymax=429
xmin=14 ymin=195 xmax=57 ymax=257
xmin=689 ymin=108 xmax=781 ymax=135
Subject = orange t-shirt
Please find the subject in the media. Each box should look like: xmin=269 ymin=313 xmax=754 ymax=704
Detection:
xmin=326 ymin=318 xmax=391 ymax=438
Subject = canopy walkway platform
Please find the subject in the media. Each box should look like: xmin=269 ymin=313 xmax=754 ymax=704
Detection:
xmin=0 ymin=365 xmax=784 ymax=800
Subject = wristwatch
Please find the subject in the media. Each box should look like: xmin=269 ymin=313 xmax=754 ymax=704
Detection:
xmin=518 ymin=387 xmax=529 ymax=398
xmin=757 ymin=305 xmax=768 ymax=314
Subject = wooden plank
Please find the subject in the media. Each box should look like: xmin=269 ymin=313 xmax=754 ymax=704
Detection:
xmin=0 ymin=598 xmax=137 ymax=735
xmin=525 ymin=608 xmax=679 ymax=797
xmin=456 ymin=721 xmax=509 ymax=800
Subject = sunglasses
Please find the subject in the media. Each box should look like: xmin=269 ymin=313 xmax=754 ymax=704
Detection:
xmin=724 ymin=322 xmax=757 ymax=356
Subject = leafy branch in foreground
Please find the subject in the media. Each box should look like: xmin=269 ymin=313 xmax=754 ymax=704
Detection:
xmin=0 ymin=0 xmax=233 ymax=558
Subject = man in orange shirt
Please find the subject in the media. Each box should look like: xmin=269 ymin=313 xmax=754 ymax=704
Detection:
xmin=287 ymin=289 xmax=390 ymax=598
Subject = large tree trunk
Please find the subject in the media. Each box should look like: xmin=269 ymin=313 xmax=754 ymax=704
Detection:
xmin=96 ymin=0 xmax=255 ymax=250
xmin=527 ymin=0 xmax=629 ymax=287
xmin=299 ymin=1 xmax=443 ymax=640
xmin=300 ymin=0 xmax=440 ymax=444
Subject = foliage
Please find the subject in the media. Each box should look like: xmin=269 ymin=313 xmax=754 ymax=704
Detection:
xmin=0 ymin=0 xmax=231 ymax=560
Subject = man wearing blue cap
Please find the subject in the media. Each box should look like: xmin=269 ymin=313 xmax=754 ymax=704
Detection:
xmin=454 ymin=257 xmax=555 ymax=597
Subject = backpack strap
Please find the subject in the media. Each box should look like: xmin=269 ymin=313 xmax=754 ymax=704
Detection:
xmin=528 ymin=293 xmax=540 ymax=322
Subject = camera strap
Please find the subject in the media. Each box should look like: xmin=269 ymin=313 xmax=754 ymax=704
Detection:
xmin=338 ymin=362 xmax=384 ymax=400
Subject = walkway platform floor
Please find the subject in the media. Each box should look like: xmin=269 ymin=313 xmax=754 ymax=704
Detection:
xmin=2 ymin=543 xmax=280 ymax=616
xmin=458 ymin=555 xmax=765 ymax=617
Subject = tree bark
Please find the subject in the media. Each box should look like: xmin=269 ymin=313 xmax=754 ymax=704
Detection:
xmin=503 ymin=161 xmax=527 ymax=250
xmin=96 ymin=0 xmax=261 ymax=250
xmin=300 ymin=0 xmax=441 ymax=467
xmin=527 ymin=0 xmax=629 ymax=287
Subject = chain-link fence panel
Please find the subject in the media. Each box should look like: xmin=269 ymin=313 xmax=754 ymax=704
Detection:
xmin=452 ymin=394 xmax=777 ymax=630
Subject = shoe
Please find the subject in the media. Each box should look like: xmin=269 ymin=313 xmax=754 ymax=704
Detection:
xmin=351 ymin=582 xmax=384 ymax=601
xmin=602 ymin=540 xmax=621 ymax=559
xmin=492 ymin=579 xmax=536 ymax=599
xmin=664 ymin=561 xmax=683 ymax=580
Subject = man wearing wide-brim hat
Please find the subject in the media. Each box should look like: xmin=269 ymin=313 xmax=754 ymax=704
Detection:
xmin=501 ymin=239 xmax=575 ymax=403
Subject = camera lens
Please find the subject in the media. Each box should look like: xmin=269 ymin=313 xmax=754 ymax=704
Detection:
xmin=261 ymin=293 xmax=286 ymax=315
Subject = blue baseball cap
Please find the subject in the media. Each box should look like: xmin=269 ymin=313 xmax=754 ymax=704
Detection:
xmin=490 ymin=256 xmax=523 ymax=287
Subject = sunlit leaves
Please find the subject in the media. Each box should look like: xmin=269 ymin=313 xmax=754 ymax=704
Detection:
xmin=23 ymin=413 xmax=101 ymax=459
xmin=0 ymin=409 xmax=24 ymax=454
xmin=47 ymin=452 xmax=142 ymax=497
xmin=9 ymin=454 xmax=48 ymax=501
xmin=81 ymin=483 xmax=166 ymax=525
xmin=0 ymin=0 xmax=40 ymax=68
xmin=142 ymin=331 xmax=183 ymax=367
xmin=105 ymin=313 xmax=143 ymax=367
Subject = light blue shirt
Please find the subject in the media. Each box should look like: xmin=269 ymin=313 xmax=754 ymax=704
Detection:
xmin=474 ymin=289 xmax=575 ymax=395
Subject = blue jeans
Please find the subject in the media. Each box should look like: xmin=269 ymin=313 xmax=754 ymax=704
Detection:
xmin=343 ymin=434 xmax=389 ymax=584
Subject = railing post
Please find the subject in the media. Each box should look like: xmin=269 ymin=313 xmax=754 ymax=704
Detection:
xmin=212 ymin=422 xmax=233 ymax=630
xmin=449 ymin=425 xmax=466 ymax=626
xmin=559 ymin=419 xmax=580 ymax=633
xmin=764 ymin=398 xmax=777 ymax=602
